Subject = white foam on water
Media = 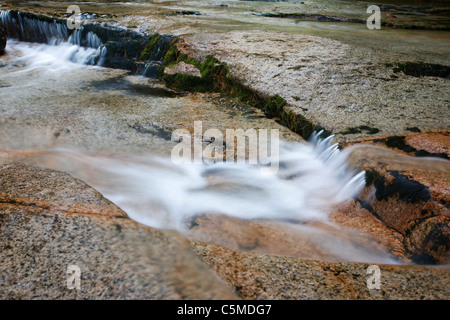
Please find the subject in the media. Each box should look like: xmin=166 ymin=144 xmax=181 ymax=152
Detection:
xmin=25 ymin=134 xmax=402 ymax=264
xmin=40 ymin=132 xmax=366 ymax=231
xmin=1 ymin=9 xmax=106 ymax=72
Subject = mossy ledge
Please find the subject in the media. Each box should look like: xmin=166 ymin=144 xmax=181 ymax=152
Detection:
xmin=0 ymin=10 xmax=175 ymax=75
xmin=158 ymin=41 xmax=330 ymax=140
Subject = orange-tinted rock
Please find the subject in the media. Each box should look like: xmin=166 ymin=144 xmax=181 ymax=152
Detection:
xmin=192 ymin=242 xmax=450 ymax=300
xmin=330 ymin=198 xmax=408 ymax=262
xmin=0 ymin=163 xmax=127 ymax=218
xmin=405 ymin=215 xmax=450 ymax=264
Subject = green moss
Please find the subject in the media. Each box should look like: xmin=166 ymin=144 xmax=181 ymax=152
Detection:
xmin=140 ymin=33 xmax=161 ymax=61
xmin=158 ymin=42 xmax=328 ymax=139
xmin=342 ymin=125 xmax=380 ymax=135
xmin=163 ymin=73 xmax=207 ymax=92
xmin=164 ymin=46 xmax=180 ymax=63
xmin=280 ymin=111 xmax=317 ymax=138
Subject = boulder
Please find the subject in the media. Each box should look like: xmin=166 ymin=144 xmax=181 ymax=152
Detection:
xmin=0 ymin=163 xmax=238 ymax=299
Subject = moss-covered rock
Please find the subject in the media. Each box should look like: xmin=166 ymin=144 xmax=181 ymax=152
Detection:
xmin=265 ymin=95 xmax=286 ymax=116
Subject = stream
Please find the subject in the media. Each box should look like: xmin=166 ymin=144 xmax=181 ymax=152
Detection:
xmin=1 ymin=5 xmax=448 ymax=265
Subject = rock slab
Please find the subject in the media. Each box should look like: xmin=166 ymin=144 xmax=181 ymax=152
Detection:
xmin=0 ymin=24 xmax=6 ymax=53
xmin=192 ymin=242 xmax=450 ymax=300
xmin=0 ymin=163 xmax=238 ymax=299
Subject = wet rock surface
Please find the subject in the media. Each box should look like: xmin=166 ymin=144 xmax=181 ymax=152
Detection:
xmin=0 ymin=1 xmax=449 ymax=300
xmin=192 ymin=242 xmax=450 ymax=300
xmin=1 ymin=163 xmax=448 ymax=300
xmin=0 ymin=10 xmax=172 ymax=75
xmin=187 ymin=213 xmax=402 ymax=264
xmin=0 ymin=24 xmax=5 ymax=53
xmin=177 ymin=32 xmax=449 ymax=142
xmin=0 ymin=163 xmax=238 ymax=299
xmin=0 ymin=51 xmax=298 ymax=157
xmin=345 ymin=133 xmax=450 ymax=264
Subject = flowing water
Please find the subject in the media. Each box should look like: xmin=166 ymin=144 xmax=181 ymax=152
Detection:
xmin=0 ymin=35 xmax=402 ymax=264
xmin=2 ymin=6 xmax=446 ymax=264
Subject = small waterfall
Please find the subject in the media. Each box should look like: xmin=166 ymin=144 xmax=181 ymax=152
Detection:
xmin=1 ymin=10 xmax=174 ymax=73
xmin=28 ymin=132 xmax=366 ymax=230
xmin=1 ymin=10 xmax=106 ymax=66
xmin=68 ymin=28 xmax=103 ymax=49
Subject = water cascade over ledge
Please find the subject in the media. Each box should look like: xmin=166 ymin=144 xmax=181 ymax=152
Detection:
xmin=31 ymin=132 xmax=367 ymax=230
xmin=0 ymin=10 xmax=174 ymax=75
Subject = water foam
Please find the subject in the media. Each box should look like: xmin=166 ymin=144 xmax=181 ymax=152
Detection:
xmin=34 ymin=132 xmax=366 ymax=231
xmin=6 ymin=40 xmax=103 ymax=73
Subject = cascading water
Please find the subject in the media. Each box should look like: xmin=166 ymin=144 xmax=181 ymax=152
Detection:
xmin=0 ymin=10 xmax=106 ymax=66
xmin=27 ymin=132 xmax=366 ymax=230
xmin=7 ymin=133 xmax=398 ymax=263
